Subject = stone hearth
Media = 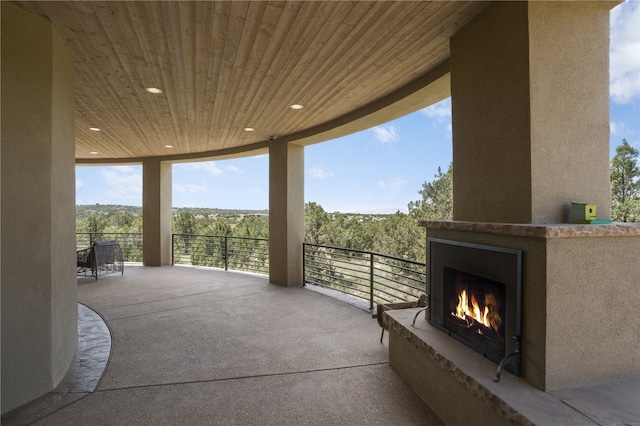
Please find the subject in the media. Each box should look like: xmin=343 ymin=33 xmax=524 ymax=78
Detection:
xmin=387 ymin=309 xmax=640 ymax=425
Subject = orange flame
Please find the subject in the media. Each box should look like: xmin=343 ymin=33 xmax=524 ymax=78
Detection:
xmin=454 ymin=290 xmax=491 ymax=328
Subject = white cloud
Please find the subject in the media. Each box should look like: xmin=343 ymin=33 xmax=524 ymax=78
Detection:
xmin=611 ymin=121 xmax=628 ymax=136
xmin=180 ymin=161 xmax=223 ymax=176
xmin=173 ymin=183 xmax=207 ymax=194
xmin=377 ymin=177 xmax=407 ymax=191
xmin=76 ymin=178 xmax=83 ymax=188
xmin=421 ymin=98 xmax=452 ymax=122
xmin=309 ymin=165 xmax=335 ymax=179
xmin=610 ymin=1 xmax=640 ymax=104
xmin=110 ymin=165 xmax=138 ymax=173
xmin=372 ymin=125 xmax=399 ymax=143
xmin=225 ymin=165 xmax=244 ymax=173
xmin=99 ymin=167 xmax=142 ymax=202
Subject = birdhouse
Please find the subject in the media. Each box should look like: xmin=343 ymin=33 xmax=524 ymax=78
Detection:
xmin=571 ymin=203 xmax=597 ymax=223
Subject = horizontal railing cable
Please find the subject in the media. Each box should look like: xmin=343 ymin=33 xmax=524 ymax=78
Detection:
xmin=172 ymin=234 xmax=269 ymax=275
xmin=303 ymin=243 xmax=426 ymax=309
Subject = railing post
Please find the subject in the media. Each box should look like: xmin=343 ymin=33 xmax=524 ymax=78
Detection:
xmin=302 ymin=243 xmax=306 ymax=287
xmin=224 ymin=236 xmax=228 ymax=271
xmin=369 ymin=253 xmax=374 ymax=310
xmin=171 ymin=234 xmax=174 ymax=265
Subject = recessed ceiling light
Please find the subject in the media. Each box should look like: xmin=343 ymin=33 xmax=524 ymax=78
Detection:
xmin=290 ymin=104 xmax=304 ymax=110
xmin=164 ymin=145 xmax=174 ymax=148
xmin=90 ymin=151 xmax=99 ymax=155
xmin=244 ymin=127 xmax=255 ymax=132
xmin=89 ymin=127 xmax=101 ymax=132
xmin=145 ymin=87 xmax=163 ymax=94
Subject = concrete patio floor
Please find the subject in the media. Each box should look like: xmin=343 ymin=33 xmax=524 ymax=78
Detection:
xmin=3 ymin=265 xmax=443 ymax=425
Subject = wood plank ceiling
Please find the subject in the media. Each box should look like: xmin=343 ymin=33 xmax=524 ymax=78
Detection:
xmin=15 ymin=1 xmax=489 ymax=162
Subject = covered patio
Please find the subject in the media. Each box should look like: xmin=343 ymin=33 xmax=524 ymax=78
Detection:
xmin=3 ymin=266 xmax=442 ymax=425
xmin=3 ymin=1 xmax=639 ymax=421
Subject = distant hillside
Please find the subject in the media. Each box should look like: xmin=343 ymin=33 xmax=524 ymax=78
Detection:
xmin=172 ymin=206 xmax=269 ymax=217
xmin=76 ymin=204 xmax=392 ymax=220
xmin=76 ymin=204 xmax=142 ymax=219
xmin=76 ymin=204 xmax=269 ymax=218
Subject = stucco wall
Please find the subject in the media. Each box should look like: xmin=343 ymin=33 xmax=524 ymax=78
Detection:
xmin=450 ymin=2 xmax=612 ymax=224
xmin=528 ymin=1 xmax=612 ymax=223
xmin=545 ymin=236 xmax=640 ymax=389
xmin=1 ymin=2 xmax=77 ymax=413
xmin=450 ymin=2 xmax=533 ymax=223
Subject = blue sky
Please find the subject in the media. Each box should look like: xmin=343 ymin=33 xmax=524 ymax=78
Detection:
xmin=76 ymin=1 xmax=640 ymax=214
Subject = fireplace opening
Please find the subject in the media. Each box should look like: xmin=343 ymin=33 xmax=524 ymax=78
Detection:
xmin=428 ymin=238 xmax=522 ymax=376
xmin=443 ymin=267 xmax=506 ymax=362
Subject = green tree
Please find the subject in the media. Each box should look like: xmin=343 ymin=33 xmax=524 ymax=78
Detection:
xmin=611 ymin=139 xmax=640 ymax=222
xmin=173 ymin=211 xmax=197 ymax=235
xmin=234 ymin=215 xmax=269 ymax=239
xmin=128 ymin=215 xmax=143 ymax=233
xmin=209 ymin=218 xmax=232 ymax=237
xmin=320 ymin=215 xmax=373 ymax=251
xmin=408 ymin=163 xmax=453 ymax=221
xmin=304 ymin=202 xmax=329 ymax=244
xmin=369 ymin=163 xmax=453 ymax=262
xmin=191 ymin=219 xmax=233 ymax=267
xmin=231 ymin=216 xmax=269 ymax=270
xmin=111 ymin=211 xmax=135 ymax=229
xmin=80 ymin=213 xmax=108 ymax=234
xmin=371 ymin=212 xmax=425 ymax=262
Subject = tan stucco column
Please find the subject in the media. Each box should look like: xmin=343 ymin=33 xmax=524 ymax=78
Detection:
xmin=450 ymin=1 xmax=616 ymax=224
xmin=142 ymin=159 xmax=172 ymax=265
xmin=269 ymin=142 xmax=304 ymax=286
xmin=1 ymin=2 xmax=77 ymax=413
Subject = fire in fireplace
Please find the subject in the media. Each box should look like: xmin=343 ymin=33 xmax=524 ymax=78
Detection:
xmin=428 ymin=238 xmax=522 ymax=376
xmin=443 ymin=267 xmax=506 ymax=362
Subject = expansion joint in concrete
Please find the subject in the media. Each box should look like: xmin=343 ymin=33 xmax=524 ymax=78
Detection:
xmin=97 ymin=362 xmax=390 ymax=393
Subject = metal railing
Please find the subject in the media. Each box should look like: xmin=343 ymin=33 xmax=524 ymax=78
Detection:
xmin=172 ymin=234 xmax=269 ymax=275
xmin=76 ymin=232 xmax=143 ymax=262
xmin=77 ymin=233 xmax=425 ymax=308
xmin=303 ymin=243 xmax=426 ymax=309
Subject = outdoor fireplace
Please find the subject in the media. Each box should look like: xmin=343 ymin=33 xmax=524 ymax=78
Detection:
xmin=388 ymin=222 xmax=639 ymax=423
xmin=428 ymin=238 xmax=522 ymax=376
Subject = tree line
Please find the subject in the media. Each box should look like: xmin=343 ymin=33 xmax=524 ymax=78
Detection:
xmin=75 ymin=164 xmax=452 ymax=262
xmin=76 ymin=139 xmax=639 ymax=262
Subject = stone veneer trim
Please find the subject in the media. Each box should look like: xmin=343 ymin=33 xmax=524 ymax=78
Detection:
xmin=420 ymin=221 xmax=640 ymax=239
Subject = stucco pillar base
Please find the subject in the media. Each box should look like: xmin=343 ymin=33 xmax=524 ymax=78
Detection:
xmin=143 ymin=159 xmax=172 ymax=266
xmin=269 ymin=143 xmax=304 ymax=287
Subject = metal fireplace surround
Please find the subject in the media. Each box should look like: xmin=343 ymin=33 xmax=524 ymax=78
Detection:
xmin=428 ymin=238 xmax=522 ymax=377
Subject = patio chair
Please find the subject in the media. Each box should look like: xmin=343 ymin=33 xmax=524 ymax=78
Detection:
xmin=373 ymin=293 xmax=428 ymax=343
xmin=77 ymin=240 xmax=124 ymax=280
